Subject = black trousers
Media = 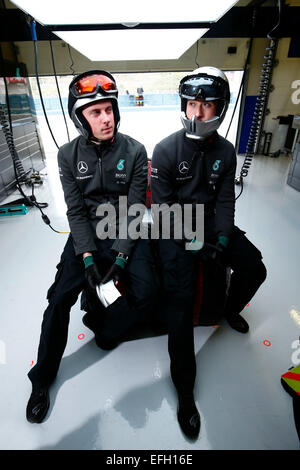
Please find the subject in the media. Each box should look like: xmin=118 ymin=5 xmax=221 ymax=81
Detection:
xmin=157 ymin=226 xmax=267 ymax=396
xmin=28 ymin=235 xmax=158 ymax=387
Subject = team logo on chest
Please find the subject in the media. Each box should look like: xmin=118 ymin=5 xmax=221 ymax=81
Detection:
xmin=77 ymin=161 xmax=88 ymax=174
xmin=117 ymin=159 xmax=125 ymax=171
xmin=212 ymin=160 xmax=221 ymax=171
xmin=179 ymin=161 xmax=190 ymax=174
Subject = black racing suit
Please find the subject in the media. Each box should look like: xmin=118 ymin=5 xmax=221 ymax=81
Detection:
xmin=150 ymin=129 xmax=267 ymax=395
xmin=29 ymin=132 xmax=158 ymax=388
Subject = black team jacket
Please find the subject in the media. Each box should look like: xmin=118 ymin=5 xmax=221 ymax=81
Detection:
xmin=58 ymin=132 xmax=148 ymax=256
xmin=150 ymin=129 xmax=237 ymax=242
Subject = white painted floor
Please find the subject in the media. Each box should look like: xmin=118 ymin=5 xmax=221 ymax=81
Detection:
xmin=0 ymin=108 xmax=299 ymax=450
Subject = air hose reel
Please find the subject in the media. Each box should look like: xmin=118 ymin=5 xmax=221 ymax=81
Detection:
xmin=235 ymin=37 xmax=278 ymax=187
xmin=0 ymin=102 xmax=28 ymax=184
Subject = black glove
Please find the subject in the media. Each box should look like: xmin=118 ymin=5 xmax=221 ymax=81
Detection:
xmin=83 ymin=255 xmax=102 ymax=290
xmin=101 ymin=253 xmax=128 ymax=286
xmin=216 ymin=235 xmax=229 ymax=252
xmin=195 ymin=235 xmax=228 ymax=265
xmin=209 ymin=235 xmax=229 ymax=266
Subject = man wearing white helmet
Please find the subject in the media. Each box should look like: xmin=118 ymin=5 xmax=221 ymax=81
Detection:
xmin=151 ymin=66 xmax=267 ymax=439
xmin=26 ymin=70 xmax=158 ymax=424
xmin=179 ymin=66 xmax=230 ymax=140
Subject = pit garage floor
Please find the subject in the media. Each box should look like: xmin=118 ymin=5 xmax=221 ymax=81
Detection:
xmin=0 ymin=108 xmax=299 ymax=450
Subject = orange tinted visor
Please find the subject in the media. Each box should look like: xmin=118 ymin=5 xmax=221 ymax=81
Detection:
xmin=74 ymin=74 xmax=117 ymax=96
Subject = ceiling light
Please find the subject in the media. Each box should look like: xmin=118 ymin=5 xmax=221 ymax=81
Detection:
xmin=11 ymin=0 xmax=239 ymax=25
xmin=55 ymin=29 xmax=208 ymax=61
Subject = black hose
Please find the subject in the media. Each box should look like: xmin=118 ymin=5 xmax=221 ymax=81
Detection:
xmin=225 ymin=37 xmax=254 ymax=142
xmin=33 ymin=39 xmax=60 ymax=150
xmin=49 ymin=39 xmax=70 ymax=143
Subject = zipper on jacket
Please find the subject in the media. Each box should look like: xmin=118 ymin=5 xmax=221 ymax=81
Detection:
xmin=98 ymin=147 xmax=103 ymax=191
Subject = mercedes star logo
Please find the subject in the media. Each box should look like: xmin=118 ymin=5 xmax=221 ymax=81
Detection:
xmin=78 ymin=161 xmax=88 ymax=174
xmin=179 ymin=161 xmax=189 ymax=174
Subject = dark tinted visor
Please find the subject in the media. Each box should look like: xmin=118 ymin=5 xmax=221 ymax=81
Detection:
xmin=180 ymin=75 xmax=226 ymax=100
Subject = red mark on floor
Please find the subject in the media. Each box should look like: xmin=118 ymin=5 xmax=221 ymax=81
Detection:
xmin=263 ymin=340 xmax=271 ymax=347
xmin=30 ymin=361 xmax=34 ymax=367
xmin=212 ymin=325 xmax=219 ymax=329
xmin=78 ymin=333 xmax=85 ymax=340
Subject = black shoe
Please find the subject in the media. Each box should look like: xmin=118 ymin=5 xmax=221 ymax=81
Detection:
xmin=26 ymin=385 xmax=50 ymax=423
xmin=177 ymin=396 xmax=200 ymax=439
xmin=82 ymin=312 xmax=101 ymax=332
xmin=94 ymin=334 xmax=119 ymax=351
xmin=82 ymin=313 xmax=119 ymax=351
xmin=226 ymin=313 xmax=249 ymax=333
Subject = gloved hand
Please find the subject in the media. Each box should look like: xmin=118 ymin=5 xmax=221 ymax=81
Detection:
xmin=210 ymin=235 xmax=229 ymax=265
xmin=186 ymin=237 xmax=204 ymax=254
xmin=101 ymin=253 xmax=128 ymax=286
xmin=216 ymin=235 xmax=229 ymax=252
xmin=83 ymin=255 xmax=102 ymax=290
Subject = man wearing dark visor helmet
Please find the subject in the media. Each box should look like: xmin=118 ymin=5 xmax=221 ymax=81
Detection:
xmin=151 ymin=67 xmax=267 ymax=439
xmin=26 ymin=70 xmax=158 ymax=424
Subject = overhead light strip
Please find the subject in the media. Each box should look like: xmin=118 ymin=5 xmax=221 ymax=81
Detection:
xmin=55 ymin=29 xmax=208 ymax=61
xmin=11 ymin=0 xmax=239 ymax=25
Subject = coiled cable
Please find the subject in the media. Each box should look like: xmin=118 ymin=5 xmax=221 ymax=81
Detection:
xmin=0 ymin=100 xmax=68 ymax=233
xmin=0 ymin=101 xmax=47 ymax=209
xmin=235 ymin=0 xmax=282 ymax=200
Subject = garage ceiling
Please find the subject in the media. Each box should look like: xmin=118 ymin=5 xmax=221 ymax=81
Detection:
xmin=1 ymin=0 xmax=299 ymax=75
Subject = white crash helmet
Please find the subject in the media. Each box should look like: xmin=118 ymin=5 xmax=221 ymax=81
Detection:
xmin=179 ymin=66 xmax=230 ymax=140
